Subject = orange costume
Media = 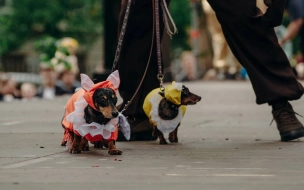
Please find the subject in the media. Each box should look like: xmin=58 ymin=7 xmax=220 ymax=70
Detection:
xmin=62 ymin=71 xmax=130 ymax=145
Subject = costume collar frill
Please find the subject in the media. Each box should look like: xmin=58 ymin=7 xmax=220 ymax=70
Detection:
xmin=65 ymin=71 xmax=130 ymax=147
xmin=149 ymin=82 xmax=184 ymax=134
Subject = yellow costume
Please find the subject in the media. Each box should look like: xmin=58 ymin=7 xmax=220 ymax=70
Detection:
xmin=143 ymin=81 xmax=186 ymax=133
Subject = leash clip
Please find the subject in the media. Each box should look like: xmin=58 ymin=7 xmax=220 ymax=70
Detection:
xmin=157 ymin=74 xmax=165 ymax=93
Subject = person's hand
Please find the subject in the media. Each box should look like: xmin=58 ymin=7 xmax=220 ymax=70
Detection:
xmin=278 ymin=39 xmax=284 ymax=47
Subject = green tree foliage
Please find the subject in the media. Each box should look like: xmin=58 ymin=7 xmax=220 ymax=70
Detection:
xmin=169 ymin=0 xmax=191 ymax=52
xmin=0 ymin=0 xmax=102 ymax=56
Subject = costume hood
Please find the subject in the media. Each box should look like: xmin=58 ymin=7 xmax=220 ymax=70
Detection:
xmin=164 ymin=81 xmax=183 ymax=105
xmin=81 ymin=70 xmax=120 ymax=110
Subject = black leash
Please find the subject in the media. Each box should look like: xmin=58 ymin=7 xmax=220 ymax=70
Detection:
xmin=111 ymin=0 xmax=133 ymax=73
xmin=112 ymin=0 xmax=177 ymax=114
xmin=155 ymin=0 xmax=177 ymax=96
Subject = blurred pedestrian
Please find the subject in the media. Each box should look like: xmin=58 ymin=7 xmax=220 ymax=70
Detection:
xmin=202 ymin=0 xmax=241 ymax=80
xmin=279 ymin=0 xmax=304 ymax=57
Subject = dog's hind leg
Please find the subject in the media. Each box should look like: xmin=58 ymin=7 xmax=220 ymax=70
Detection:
xmin=80 ymin=138 xmax=89 ymax=151
xmin=93 ymin=141 xmax=102 ymax=148
xmin=61 ymin=129 xmax=68 ymax=146
xmin=61 ymin=110 xmax=68 ymax=146
xmin=107 ymin=140 xmax=122 ymax=155
xmin=154 ymin=128 xmax=168 ymax=144
xmin=169 ymin=123 xmax=180 ymax=143
xmin=69 ymin=133 xmax=82 ymax=154
xmin=101 ymin=139 xmax=109 ymax=148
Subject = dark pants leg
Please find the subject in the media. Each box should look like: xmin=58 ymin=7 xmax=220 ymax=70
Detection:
xmin=118 ymin=0 xmax=169 ymax=117
xmin=207 ymin=0 xmax=304 ymax=104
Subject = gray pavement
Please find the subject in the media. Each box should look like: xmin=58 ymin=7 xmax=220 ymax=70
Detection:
xmin=1 ymin=80 xmax=304 ymax=190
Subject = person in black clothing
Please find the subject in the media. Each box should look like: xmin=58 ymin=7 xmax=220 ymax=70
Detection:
xmin=117 ymin=0 xmax=304 ymax=141
xmin=116 ymin=0 xmax=170 ymax=141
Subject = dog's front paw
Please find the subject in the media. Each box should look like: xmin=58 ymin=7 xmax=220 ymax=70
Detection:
xmin=61 ymin=140 xmax=67 ymax=146
xmin=69 ymin=149 xmax=81 ymax=154
xmin=168 ymin=135 xmax=178 ymax=143
xmin=108 ymin=149 xmax=122 ymax=155
xmin=159 ymin=139 xmax=168 ymax=145
xmin=81 ymin=145 xmax=89 ymax=151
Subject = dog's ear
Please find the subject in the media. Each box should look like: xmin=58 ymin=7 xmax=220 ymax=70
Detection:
xmin=80 ymin=73 xmax=94 ymax=91
xmin=107 ymin=70 xmax=120 ymax=90
xmin=182 ymin=85 xmax=189 ymax=95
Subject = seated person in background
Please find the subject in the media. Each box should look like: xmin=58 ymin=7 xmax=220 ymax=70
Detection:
xmin=56 ymin=70 xmax=80 ymax=95
xmin=37 ymin=37 xmax=80 ymax=98
xmin=0 ymin=73 xmax=19 ymax=102
xmin=36 ymin=64 xmax=64 ymax=99
xmin=175 ymin=51 xmax=197 ymax=82
xmin=20 ymin=82 xmax=37 ymax=101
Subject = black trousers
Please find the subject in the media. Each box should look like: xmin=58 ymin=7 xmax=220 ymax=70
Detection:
xmin=117 ymin=0 xmax=169 ymax=117
xmin=207 ymin=0 xmax=304 ymax=104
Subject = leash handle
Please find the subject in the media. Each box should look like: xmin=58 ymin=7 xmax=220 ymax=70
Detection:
xmin=111 ymin=0 xmax=133 ymax=72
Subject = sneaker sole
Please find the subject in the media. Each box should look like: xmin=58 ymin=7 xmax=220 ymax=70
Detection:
xmin=280 ymin=127 xmax=304 ymax=142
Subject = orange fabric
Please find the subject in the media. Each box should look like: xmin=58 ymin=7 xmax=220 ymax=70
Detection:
xmin=83 ymin=81 xmax=116 ymax=111
xmin=62 ymin=89 xmax=85 ymax=135
xmin=61 ymin=87 xmax=118 ymax=142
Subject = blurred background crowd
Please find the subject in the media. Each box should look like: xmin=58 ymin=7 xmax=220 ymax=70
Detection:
xmin=0 ymin=0 xmax=303 ymax=102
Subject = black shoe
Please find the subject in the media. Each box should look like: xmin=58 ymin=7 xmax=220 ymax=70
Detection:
xmin=272 ymin=102 xmax=304 ymax=141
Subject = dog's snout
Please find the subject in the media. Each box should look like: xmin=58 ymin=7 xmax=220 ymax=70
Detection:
xmin=197 ymin=96 xmax=202 ymax=102
xmin=112 ymin=111 xmax=119 ymax=118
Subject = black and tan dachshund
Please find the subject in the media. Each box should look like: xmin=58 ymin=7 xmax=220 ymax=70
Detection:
xmin=144 ymin=83 xmax=201 ymax=144
xmin=62 ymin=87 xmax=122 ymax=155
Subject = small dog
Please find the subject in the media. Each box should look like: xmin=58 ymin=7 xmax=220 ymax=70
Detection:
xmin=61 ymin=71 xmax=130 ymax=155
xmin=143 ymin=81 xmax=201 ymax=144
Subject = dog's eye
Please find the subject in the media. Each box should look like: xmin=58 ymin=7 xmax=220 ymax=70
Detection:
xmin=182 ymin=89 xmax=189 ymax=95
xmin=112 ymin=97 xmax=117 ymax=104
xmin=98 ymin=98 xmax=108 ymax=106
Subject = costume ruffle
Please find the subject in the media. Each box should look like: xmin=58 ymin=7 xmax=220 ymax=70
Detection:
xmin=149 ymin=93 xmax=183 ymax=133
xmin=118 ymin=113 xmax=131 ymax=140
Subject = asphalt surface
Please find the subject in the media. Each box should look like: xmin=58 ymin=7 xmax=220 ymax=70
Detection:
xmin=1 ymin=80 xmax=304 ymax=190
